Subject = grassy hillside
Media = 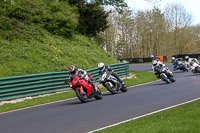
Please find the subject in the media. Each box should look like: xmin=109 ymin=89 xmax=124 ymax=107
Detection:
xmin=0 ymin=17 xmax=118 ymax=78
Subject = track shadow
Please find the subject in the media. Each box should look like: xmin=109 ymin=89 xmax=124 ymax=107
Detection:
xmin=62 ymin=99 xmax=97 ymax=106
xmin=187 ymin=74 xmax=200 ymax=77
xmin=102 ymin=93 xmax=114 ymax=96
xmin=172 ymin=71 xmax=187 ymax=73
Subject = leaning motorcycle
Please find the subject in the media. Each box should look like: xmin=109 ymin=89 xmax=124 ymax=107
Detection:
xmin=190 ymin=61 xmax=200 ymax=74
xmin=99 ymin=72 xmax=127 ymax=94
xmin=65 ymin=74 xmax=102 ymax=103
xmin=174 ymin=61 xmax=188 ymax=72
xmin=155 ymin=64 xmax=176 ymax=84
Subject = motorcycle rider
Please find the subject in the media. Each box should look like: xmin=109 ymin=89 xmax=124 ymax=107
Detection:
xmin=98 ymin=62 xmax=126 ymax=88
xmin=172 ymin=57 xmax=178 ymax=70
xmin=69 ymin=65 xmax=95 ymax=88
xmin=151 ymin=55 xmax=161 ymax=61
xmin=185 ymin=56 xmax=199 ymax=69
xmin=151 ymin=55 xmax=162 ymax=71
xmin=172 ymin=57 xmax=183 ymax=71
xmin=152 ymin=59 xmax=164 ymax=78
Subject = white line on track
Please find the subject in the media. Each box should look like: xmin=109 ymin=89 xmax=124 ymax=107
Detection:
xmin=88 ymin=97 xmax=200 ymax=133
xmin=0 ymin=80 xmax=159 ymax=115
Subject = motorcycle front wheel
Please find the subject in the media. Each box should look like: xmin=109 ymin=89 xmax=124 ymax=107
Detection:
xmin=160 ymin=73 xmax=171 ymax=84
xmin=105 ymin=82 xmax=118 ymax=94
xmin=75 ymin=88 xmax=88 ymax=103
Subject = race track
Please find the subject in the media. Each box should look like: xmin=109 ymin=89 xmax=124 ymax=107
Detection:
xmin=0 ymin=64 xmax=200 ymax=133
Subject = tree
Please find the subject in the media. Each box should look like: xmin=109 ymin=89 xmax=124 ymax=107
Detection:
xmin=66 ymin=0 xmax=128 ymax=36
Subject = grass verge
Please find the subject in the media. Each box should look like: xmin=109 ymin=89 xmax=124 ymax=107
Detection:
xmin=0 ymin=70 xmax=157 ymax=113
xmin=95 ymin=99 xmax=200 ymax=133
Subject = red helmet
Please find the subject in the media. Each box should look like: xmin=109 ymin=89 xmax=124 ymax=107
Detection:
xmin=69 ymin=65 xmax=76 ymax=73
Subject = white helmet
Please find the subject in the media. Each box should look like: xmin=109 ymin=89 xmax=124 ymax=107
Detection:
xmin=152 ymin=60 xmax=157 ymax=66
xmin=98 ymin=63 xmax=105 ymax=71
xmin=172 ymin=57 xmax=175 ymax=60
xmin=185 ymin=56 xmax=189 ymax=60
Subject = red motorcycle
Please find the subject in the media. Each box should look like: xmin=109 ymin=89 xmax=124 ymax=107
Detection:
xmin=66 ymin=74 xmax=102 ymax=103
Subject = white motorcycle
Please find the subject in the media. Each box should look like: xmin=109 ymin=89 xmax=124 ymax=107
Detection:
xmin=99 ymin=72 xmax=127 ymax=94
xmin=190 ymin=61 xmax=200 ymax=74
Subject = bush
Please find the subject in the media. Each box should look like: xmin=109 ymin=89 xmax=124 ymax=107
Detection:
xmin=0 ymin=0 xmax=78 ymax=38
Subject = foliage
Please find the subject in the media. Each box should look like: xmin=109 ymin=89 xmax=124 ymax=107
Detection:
xmin=67 ymin=0 xmax=127 ymax=36
xmin=0 ymin=0 xmax=78 ymax=37
xmin=98 ymin=4 xmax=200 ymax=58
xmin=0 ymin=16 xmax=118 ymax=77
xmin=77 ymin=3 xmax=109 ymax=36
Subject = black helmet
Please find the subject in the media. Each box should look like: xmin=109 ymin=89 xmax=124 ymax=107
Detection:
xmin=69 ymin=65 xmax=76 ymax=73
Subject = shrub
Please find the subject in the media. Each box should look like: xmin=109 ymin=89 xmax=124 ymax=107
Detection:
xmin=0 ymin=0 xmax=78 ymax=38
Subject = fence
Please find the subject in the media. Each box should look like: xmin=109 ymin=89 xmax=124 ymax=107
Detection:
xmin=0 ymin=63 xmax=129 ymax=101
xmin=118 ymin=56 xmax=167 ymax=63
xmin=172 ymin=53 xmax=200 ymax=60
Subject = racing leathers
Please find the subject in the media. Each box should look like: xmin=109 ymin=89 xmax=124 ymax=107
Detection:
xmin=69 ymin=68 xmax=89 ymax=82
xmin=152 ymin=62 xmax=165 ymax=79
xmin=99 ymin=66 xmax=125 ymax=86
xmin=185 ymin=58 xmax=199 ymax=70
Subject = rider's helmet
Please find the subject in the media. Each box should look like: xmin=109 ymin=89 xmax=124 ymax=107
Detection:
xmin=98 ymin=63 xmax=105 ymax=72
xmin=172 ymin=57 xmax=175 ymax=61
xmin=178 ymin=58 xmax=182 ymax=61
xmin=185 ymin=56 xmax=189 ymax=61
xmin=69 ymin=65 xmax=76 ymax=73
xmin=152 ymin=60 xmax=157 ymax=66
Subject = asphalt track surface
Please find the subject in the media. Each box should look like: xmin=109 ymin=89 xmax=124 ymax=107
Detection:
xmin=1 ymin=64 xmax=200 ymax=133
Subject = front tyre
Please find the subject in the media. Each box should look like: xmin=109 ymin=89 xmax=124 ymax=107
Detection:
xmin=94 ymin=86 xmax=102 ymax=100
xmin=160 ymin=73 xmax=171 ymax=84
xmin=75 ymin=89 xmax=88 ymax=103
xmin=105 ymin=82 xmax=118 ymax=94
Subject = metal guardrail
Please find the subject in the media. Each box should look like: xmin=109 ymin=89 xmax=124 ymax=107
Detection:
xmin=0 ymin=63 xmax=129 ymax=101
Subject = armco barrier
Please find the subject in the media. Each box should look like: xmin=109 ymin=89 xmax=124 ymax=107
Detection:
xmin=0 ymin=63 xmax=129 ymax=101
xmin=118 ymin=56 xmax=167 ymax=63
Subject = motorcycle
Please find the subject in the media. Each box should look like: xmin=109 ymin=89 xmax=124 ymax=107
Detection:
xmin=155 ymin=64 xmax=175 ymax=84
xmin=190 ymin=61 xmax=200 ymax=74
xmin=65 ymin=74 xmax=102 ymax=103
xmin=173 ymin=61 xmax=188 ymax=72
xmin=99 ymin=72 xmax=127 ymax=94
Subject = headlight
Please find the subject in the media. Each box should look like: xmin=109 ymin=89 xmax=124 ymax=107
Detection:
xmin=69 ymin=83 xmax=73 ymax=88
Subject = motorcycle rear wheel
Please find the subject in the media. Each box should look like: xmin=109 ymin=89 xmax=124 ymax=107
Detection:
xmin=75 ymin=89 xmax=88 ymax=103
xmin=94 ymin=86 xmax=102 ymax=100
xmin=120 ymin=84 xmax=127 ymax=92
xmin=196 ymin=67 xmax=200 ymax=73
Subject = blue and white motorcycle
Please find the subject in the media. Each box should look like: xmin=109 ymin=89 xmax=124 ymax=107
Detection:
xmin=155 ymin=64 xmax=176 ymax=84
xmin=173 ymin=59 xmax=188 ymax=72
xmin=99 ymin=72 xmax=127 ymax=94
